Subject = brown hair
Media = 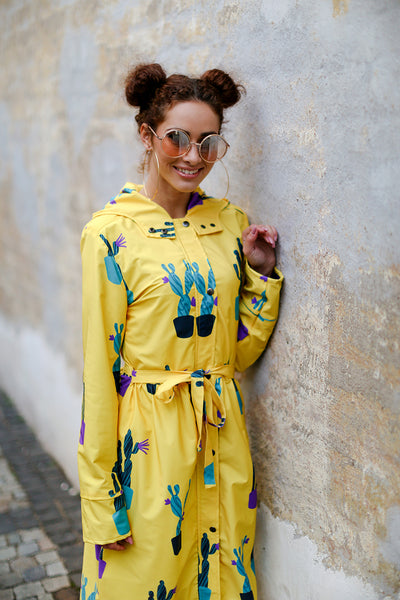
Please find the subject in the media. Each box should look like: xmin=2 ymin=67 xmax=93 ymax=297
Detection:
xmin=124 ymin=63 xmax=244 ymax=131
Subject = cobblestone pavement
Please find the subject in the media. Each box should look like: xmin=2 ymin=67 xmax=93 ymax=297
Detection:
xmin=0 ymin=391 xmax=82 ymax=600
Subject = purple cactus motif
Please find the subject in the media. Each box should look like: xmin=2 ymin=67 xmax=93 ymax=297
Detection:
xmin=260 ymin=274 xmax=268 ymax=281
xmin=237 ymin=319 xmax=249 ymax=341
xmin=95 ymin=544 xmax=106 ymax=579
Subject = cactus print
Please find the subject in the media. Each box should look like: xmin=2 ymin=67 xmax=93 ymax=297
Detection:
xmin=147 ymin=581 xmax=176 ymax=600
xmin=231 ymin=536 xmax=254 ymax=599
xmin=165 ymin=480 xmax=191 ymax=555
xmin=100 ymin=234 xmax=134 ymax=305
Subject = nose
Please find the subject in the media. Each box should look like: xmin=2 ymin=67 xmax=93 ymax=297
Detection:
xmin=183 ymin=142 xmax=202 ymax=163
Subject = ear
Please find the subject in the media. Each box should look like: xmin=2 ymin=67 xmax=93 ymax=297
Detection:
xmin=140 ymin=123 xmax=153 ymax=151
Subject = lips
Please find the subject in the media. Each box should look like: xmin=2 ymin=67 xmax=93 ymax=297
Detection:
xmin=174 ymin=166 xmax=203 ymax=177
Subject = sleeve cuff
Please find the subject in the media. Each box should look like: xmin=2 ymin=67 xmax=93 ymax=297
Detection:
xmin=81 ymin=496 xmax=131 ymax=545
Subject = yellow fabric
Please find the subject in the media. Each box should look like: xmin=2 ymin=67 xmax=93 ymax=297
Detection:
xmin=78 ymin=184 xmax=283 ymax=600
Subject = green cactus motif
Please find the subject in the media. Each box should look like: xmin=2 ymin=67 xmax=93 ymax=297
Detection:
xmin=231 ymin=536 xmax=253 ymax=597
xmin=165 ymin=480 xmax=191 ymax=555
xmin=147 ymin=580 xmax=176 ymax=599
xmin=100 ymin=234 xmax=134 ymax=305
xmin=198 ymin=532 xmax=219 ymax=599
xmin=162 ymin=262 xmax=194 ymax=316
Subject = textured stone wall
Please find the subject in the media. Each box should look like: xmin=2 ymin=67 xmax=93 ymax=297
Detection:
xmin=0 ymin=1 xmax=398 ymax=598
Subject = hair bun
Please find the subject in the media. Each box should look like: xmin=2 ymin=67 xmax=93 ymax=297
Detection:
xmin=200 ymin=69 xmax=243 ymax=108
xmin=125 ymin=63 xmax=167 ymax=108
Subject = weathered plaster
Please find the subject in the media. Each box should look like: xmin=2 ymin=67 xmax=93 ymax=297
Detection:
xmin=0 ymin=0 xmax=399 ymax=597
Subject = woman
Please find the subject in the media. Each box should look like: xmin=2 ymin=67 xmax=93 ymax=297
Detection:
xmin=78 ymin=63 xmax=283 ymax=600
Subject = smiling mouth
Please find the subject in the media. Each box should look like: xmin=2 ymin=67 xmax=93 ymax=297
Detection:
xmin=174 ymin=166 xmax=202 ymax=176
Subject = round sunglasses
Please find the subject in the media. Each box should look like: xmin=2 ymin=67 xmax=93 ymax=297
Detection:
xmin=147 ymin=125 xmax=229 ymax=163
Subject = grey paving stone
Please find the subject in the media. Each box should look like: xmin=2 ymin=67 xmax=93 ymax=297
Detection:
xmin=0 ymin=561 xmax=11 ymax=575
xmin=20 ymin=529 xmax=42 ymax=544
xmin=42 ymin=575 xmax=70 ymax=592
xmin=0 ymin=589 xmax=14 ymax=600
xmin=10 ymin=556 xmax=36 ymax=572
xmin=0 ymin=546 xmax=16 ymax=561
xmin=45 ymin=561 xmax=67 ymax=577
xmin=14 ymin=581 xmax=45 ymax=600
xmin=7 ymin=532 xmax=21 ymax=545
xmin=0 ymin=535 xmax=7 ymax=548
xmin=36 ymin=550 xmax=59 ymax=565
xmin=22 ymin=565 xmax=46 ymax=582
xmin=0 ymin=570 xmax=24 ymax=588
xmin=17 ymin=542 xmax=39 ymax=557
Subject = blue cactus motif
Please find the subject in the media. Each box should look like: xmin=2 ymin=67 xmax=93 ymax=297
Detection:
xmin=108 ymin=429 xmax=149 ymax=533
xmin=231 ymin=536 xmax=254 ymax=598
xmin=100 ymin=234 xmax=134 ymax=304
xmin=165 ymin=480 xmax=191 ymax=555
xmin=162 ymin=261 xmax=194 ymax=316
xmin=81 ymin=576 xmax=98 ymax=600
xmin=198 ymin=532 xmax=219 ymax=599
xmin=147 ymin=580 xmax=176 ymax=599
xmin=192 ymin=260 xmax=216 ymax=316
xmin=233 ymin=237 xmax=244 ymax=320
xmin=109 ymin=323 xmax=124 ymax=391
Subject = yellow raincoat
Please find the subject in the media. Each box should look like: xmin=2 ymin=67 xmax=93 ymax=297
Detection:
xmin=78 ymin=184 xmax=283 ymax=600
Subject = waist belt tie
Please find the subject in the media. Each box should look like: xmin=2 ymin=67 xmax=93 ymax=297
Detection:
xmin=122 ymin=364 xmax=235 ymax=487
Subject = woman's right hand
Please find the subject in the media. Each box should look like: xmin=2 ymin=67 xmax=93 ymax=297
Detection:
xmin=103 ymin=535 xmax=133 ymax=551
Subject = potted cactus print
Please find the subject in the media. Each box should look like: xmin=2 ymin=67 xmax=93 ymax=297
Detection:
xmin=148 ymin=580 xmax=176 ymax=599
xmin=95 ymin=544 xmax=106 ymax=579
xmin=198 ymin=532 xmax=219 ymax=600
xmin=162 ymin=261 xmax=194 ymax=338
xmin=192 ymin=260 xmax=217 ymax=337
xmin=165 ymin=480 xmax=191 ymax=555
xmin=233 ymin=237 xmax=244 ymax=321
xmin=109 ymin=429 xmax=149 ymax=535
xmin=100 ymin=234 xmax=134 ymax=305
xmin=231 ymin=536 xmax=254 ymax=600
xmin=109 ymin=323 xmax=124 ymax=391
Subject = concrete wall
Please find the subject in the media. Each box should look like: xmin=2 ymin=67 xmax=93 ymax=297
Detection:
xmin=0 ymin=1 xmax=399 ymax=598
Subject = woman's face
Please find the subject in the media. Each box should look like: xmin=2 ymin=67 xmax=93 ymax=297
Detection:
xmin=141 ymin=100 xmax=221 ymax=197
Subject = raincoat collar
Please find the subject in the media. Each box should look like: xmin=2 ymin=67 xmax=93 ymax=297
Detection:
xmin=92 ymin=183 xmax=228 ymax=238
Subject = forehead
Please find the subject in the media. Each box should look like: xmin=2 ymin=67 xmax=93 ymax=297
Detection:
xmin=159 ymin=101 xmax=220 ymax=133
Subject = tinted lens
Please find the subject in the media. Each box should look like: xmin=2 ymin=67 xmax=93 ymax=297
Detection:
xmin=162 ymin=130 xmax=190 ymax=157
xmin=200 ymin=135 xmax=228 ymax=162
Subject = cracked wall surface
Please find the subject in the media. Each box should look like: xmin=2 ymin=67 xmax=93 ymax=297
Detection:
xmin=0 ymin=1 xmax=399 ymax=598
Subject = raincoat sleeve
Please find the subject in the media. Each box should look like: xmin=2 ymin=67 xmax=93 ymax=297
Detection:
xmin=78 ymin=221 xmax=131 ymax=545
xmin=235 ymin=213 xmax=284 ymax=372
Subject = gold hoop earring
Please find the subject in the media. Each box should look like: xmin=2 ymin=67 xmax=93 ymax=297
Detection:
xmin=219 ymin=159 xmax=230 ymax=199
xmin=143 ymin=150 xmax=160 ymax=201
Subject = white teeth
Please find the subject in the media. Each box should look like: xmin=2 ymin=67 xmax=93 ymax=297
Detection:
xmin=176 ymin=167 xmax=199 ymax=175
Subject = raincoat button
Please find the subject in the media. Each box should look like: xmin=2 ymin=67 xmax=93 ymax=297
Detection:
xmin=182 ymin=220 xmax=190 ymax=227
xmin=162 ymin=228 xmax=169 ymax=235
xmin=210 ymin=526 xmax=216 ymax=532
xmin=207 ymin=288 xmax=214 ymax=295
xmin=148 ymin=227 xmax=156 ymax=233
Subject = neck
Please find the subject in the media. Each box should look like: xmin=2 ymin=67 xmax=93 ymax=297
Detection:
xmin=144 ymin=165 xmax=192 ymax=219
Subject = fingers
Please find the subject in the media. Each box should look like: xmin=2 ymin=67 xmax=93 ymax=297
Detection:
xmin=103 ymin=535 xmax=133 ymax=551
xmin=243 ymin=224 xmax=278 ymax=248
